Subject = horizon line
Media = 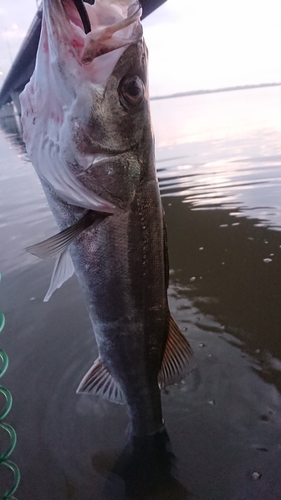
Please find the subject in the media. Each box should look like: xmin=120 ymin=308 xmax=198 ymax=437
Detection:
xmin=150 ymin=82 xmax=281 ymax=101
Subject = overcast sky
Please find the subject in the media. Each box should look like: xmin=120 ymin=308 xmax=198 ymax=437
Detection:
xmin=0 ymin=0 xmax=280 ymax=95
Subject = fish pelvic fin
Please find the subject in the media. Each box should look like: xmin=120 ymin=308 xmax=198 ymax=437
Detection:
xmin=158 ymin=314 xmax=196 ymax=390
xmin=76 ymin=358 xmax=126 ymax=405
xmin=25 ymin=210 xmax=108 ymax=259
xmin=43 ymin=249 xmax=74 ymax=302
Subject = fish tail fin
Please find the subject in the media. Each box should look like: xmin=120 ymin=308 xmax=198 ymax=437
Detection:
xmin=76 ymin=358 xmax=126 ymax=405
xmin=158 ymin=314 xmax=196 ymax=389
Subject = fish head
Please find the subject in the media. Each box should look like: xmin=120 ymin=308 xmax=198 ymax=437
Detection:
xmin=20 ymin=0 xmax=153 ymax=212
xmin=71 ymin=38 xmax=154 ymax=210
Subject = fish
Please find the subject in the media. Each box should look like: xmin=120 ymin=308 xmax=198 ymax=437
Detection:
xmin=20 ymin=0 xmax=195 ymax=436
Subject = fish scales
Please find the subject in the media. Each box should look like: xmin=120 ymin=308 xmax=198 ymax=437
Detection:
xmin=21 ymin=0 xmax=195 ymax=437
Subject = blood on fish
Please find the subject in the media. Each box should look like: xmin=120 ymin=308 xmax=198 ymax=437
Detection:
xmin=72 ymin=38 xmax=84 ymax=49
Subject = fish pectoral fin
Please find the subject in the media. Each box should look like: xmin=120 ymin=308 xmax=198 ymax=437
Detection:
xmin=43 ymin=249 xmax=75 ymax=302
xmin=158 ymin=314 xmax=196 ymax=390
xmin=25 ymin=210 xmax=107 ymax=259
xmin=76 ymin=358 xmax=126 ymax=405
xmin=25 ymin=210 xmax=111 ymax=302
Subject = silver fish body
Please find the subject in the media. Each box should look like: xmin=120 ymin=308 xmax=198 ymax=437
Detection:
xmin=21 ymin=0 xmax=194 ymax=437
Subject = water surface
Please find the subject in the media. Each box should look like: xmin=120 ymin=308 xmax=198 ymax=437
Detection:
xmin=0 ymin=87 xmax=281 ymax=499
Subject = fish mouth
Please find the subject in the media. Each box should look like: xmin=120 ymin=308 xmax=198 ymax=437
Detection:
xmin=56 ymin=0 xmax=143 ymax=64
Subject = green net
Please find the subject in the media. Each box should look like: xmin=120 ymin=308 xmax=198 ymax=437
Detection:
xmin=0 ymin=275 xmax=20 ymax=499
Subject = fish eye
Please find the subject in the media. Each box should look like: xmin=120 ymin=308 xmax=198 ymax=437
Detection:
xmin=119 ymin=76 xmax=145 ymax=109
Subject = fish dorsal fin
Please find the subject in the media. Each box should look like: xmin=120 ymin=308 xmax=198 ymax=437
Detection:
xmin=43 ymin=249 xmax=75 ymax=302
xmin=158 ymin=314 xmax=196 ymax=390
xmin=76 ymin=358 xmax=126 ymax=405
xmin=25 ymin=211 xmax=100 ymax=259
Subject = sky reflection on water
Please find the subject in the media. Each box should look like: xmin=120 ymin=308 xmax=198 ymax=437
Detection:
xmin=153 ymin=87 xmax=281 ymax=231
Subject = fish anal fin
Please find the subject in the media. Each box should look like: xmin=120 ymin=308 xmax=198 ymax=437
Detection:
xmin=76 ymin=358 xmax=126 ymax=405
xmin=158 ymin=314 xmax=196 ymax=390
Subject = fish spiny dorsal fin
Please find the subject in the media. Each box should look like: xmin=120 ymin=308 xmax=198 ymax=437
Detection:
xmin=77 ymin=358 xmax=126 ymax=405
xmin=158 ymin=314 xmax=196 ymax=390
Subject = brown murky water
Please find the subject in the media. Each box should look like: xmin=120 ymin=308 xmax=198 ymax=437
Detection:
xmin=0 ymin=87 xmax=281 ymax=499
